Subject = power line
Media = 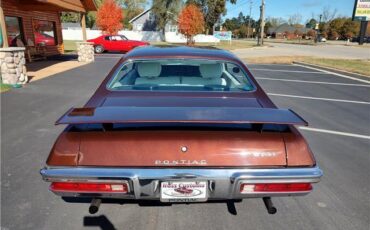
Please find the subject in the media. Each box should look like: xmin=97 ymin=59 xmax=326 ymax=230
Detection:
xmin=227 ymin=0 xmax=256 ymax=15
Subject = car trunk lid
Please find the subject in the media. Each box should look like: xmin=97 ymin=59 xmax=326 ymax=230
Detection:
xmin=77 ymin=130 xmax=288 ymax=167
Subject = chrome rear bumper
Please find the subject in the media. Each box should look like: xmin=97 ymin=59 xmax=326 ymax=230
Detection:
xmin=40 ymin=166 xmax=323 ymax=199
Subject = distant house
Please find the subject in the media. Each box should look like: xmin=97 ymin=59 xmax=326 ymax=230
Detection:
xmin=267 ymin=23 xmax=309 ymax=39
xmin=129 ymin=8 xmax=178 ymax=32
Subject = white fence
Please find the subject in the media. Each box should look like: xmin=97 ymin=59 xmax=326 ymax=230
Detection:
xmin=62 ymin=29 xmax=219 ymax=43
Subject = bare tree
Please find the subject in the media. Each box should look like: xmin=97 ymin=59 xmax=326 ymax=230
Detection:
xmin=288 ymin=13 xmax=302 ymax=26
xmin=266 ymin=17 xmax=286 ymax=27
xmin=311 ymin=12 xmax=316 ymax=20
xmin=320 ymin=6 xmax=337 ymax=22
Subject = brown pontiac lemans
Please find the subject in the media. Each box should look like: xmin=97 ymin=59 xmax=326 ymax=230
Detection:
xmin=40 ymin=46 xmax=322 ymax=214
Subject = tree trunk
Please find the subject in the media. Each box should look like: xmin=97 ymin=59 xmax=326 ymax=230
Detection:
xmin=162 ymin=28 xmax=166 ymax=42
xmin=186 ymin=36 xmax=194 ymax=46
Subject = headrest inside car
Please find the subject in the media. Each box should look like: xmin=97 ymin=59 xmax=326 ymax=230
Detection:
xmin=137 ymin=62 xmax=161 ymax=78
xmin=199 ymin=63 xmax=222 ymax=79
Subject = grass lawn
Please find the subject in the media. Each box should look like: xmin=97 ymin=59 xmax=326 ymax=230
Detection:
xmin=300 ymin=58 xmax=370 ymax=76
xmin=0 ymin=83 xmax=13 ymax=93
xmin=243 ymin=56 xmax=370 ymax=77
xmin=64 ymin=40 xmax=82 ymax=52
xmin=265 ymin=39 xmax=316 ymax=45
xmin=213 ymin=40 xmax=257 ymax=50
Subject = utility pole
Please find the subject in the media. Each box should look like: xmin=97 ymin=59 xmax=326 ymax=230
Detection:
xmin=247 ymin=0 xmax=253 ymax=39
xmin=316 ymin=14 xmax=322 ymax=43
xmin=257 ymin=0 xmax=265 ymax=46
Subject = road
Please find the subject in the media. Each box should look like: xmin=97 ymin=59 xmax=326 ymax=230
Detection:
xmin=1 ymin=54 xmax=370 ymax=230
xmin=233 ymin=42 xmax=370 ymax=59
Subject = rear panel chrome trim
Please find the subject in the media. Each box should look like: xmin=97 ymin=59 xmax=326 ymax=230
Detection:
xmin=40 ymin=166 xmax=322 ymax=199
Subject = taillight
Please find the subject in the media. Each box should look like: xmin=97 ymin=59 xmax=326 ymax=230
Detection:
xmin=50 ymin=182 xmax=129 ymax=193
xmin=240 ymin=183 xmax=312 ymax=194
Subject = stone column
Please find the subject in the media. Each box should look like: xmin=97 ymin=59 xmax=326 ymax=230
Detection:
xmin=0 ymin=47 xmax=28 ymax=84
xmin=0 ymin=6 xmax=9 ymax=48
xmin=76 ymin=42 xmax=94 ymax=63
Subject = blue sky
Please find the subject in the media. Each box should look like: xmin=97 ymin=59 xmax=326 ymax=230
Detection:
xmin=224 ymin=0 xmax=355 ymax=22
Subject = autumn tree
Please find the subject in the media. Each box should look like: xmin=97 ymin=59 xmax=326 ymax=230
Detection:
xmin=96 ymin=0 xmax=123 ymax=34
xmin=325 ymin=17 xmax=360 ymax=40
xmin=307 ymin=29 xmax=316 ymax=38
xmin=294 ymin=29 xmax=303 ymax=38
xmin=237 ymin=25 xmax=249 ymax=38
xmin=328 ymin=17 xmax=345 ymax=40
xmin=178 ymin=4 xmax=205 ymax=45
xmin=340 ymin=19 xmax=360 ymax=39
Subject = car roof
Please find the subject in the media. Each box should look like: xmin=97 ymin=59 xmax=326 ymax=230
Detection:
xmin=124 ymin=45 xmax=240 ymax=61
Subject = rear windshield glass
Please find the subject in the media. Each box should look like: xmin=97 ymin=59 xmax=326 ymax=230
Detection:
xmin=107 ymin=59 xmax=254 ymax=92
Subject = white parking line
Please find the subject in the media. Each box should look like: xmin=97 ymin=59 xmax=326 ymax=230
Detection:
xmin=256 ymin=77 xmax=370 ymax=87
xmin=294 ymin=63 xmax=370 ymax=84
xmin=250 ymin=68 xmax=329 ymax=74
xmin=299 ymin=127 xmax=370 ymax=140
xmin=250 ymin=64 xmax=295 ymax=67
xmin=267 ymin=93 xmax=370 ymax=105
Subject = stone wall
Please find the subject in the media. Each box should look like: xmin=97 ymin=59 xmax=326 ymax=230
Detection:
xmin=0 ymin=47 xmax=28 ymax=84
xmin=77 ymin=42 xmax=94 ymax=63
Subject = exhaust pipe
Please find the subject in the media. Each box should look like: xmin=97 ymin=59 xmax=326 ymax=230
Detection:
xmin=89 ymin=198 xmax=102 ymax=214
xmin=263 ymin=197 xmax=277 ymax=214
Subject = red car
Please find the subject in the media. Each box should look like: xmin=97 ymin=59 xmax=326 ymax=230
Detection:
xmin=8 ymin=32 xmax=55 ymax=47
xmin=34 ymin=32 xmax=55 ymax=46
xmin=87 ymin=35 xmax=149 ymax=53
xmin=40 ymin=46 xmax=322 ymax=214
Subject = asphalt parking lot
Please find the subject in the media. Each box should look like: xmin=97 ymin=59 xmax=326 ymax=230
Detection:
xmin=1 ymin=54 xmax=369 ymax=230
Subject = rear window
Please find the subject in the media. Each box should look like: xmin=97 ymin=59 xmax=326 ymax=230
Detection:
xmin=107 ymin=59 xmax=254 ymax=92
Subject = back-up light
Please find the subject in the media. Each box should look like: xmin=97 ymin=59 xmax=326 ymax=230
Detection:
xmin=50 ymin=182 xmax=129 ymax=193
xmin=240 ymin=183 xmax=312 ymax=194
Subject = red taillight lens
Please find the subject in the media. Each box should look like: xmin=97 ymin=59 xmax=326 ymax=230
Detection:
xmin=240 ymin=183 xmax=312 ymax=194
xmin=50 ymin=182 xmax=129 ymax=193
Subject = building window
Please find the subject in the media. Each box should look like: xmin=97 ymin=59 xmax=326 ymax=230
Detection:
xmin=136 ymin=24 xmax=143 ymax=31
xmin=149 ymin=12 xmax=155 ymax=22
xmin=32 ymin=20 xmax=57 ymax=46
xmin=5 ymin=16 xmax=24 ymax=47
xmin=169 ymin=25 xmax=178 ymax=32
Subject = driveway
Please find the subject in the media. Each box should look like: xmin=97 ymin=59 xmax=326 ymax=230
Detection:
xmin=1 ymin=54 xmax=370 ymax=230
xmin=233 ymin=42 xmax=370 ymax=59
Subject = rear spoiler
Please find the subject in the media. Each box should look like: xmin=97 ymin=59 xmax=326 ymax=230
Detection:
xmin=55 ymin=106 xmax=308 ymax=126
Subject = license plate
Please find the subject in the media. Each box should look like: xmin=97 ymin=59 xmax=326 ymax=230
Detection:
xmin=160 ymin=181 xmax=208 ymax=202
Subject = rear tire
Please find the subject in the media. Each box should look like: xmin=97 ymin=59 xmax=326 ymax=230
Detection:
xmin=94 ymin=45 xmax=104 ymax=54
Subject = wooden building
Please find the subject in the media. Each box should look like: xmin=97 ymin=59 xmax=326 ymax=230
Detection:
xmin=0 ymin=0 xmax=97 ymax=56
